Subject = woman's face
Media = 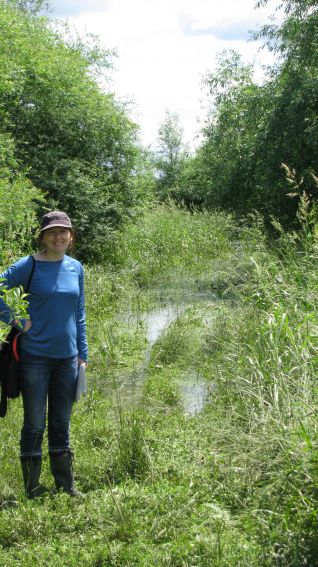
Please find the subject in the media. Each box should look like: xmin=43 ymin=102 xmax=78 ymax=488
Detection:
xmin=41 ymin=227 xmax=72 ymax=255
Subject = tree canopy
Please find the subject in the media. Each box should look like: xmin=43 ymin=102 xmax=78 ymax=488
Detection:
xmin=0 ymin=1 xmax=151 ymax=261
xmin=154 ymin=111 xmax=188 ymax=200
xmin=171 ymin=2 xmax=318 ymax=224
xmin=1 ymin=0 xmax=318 ymax=258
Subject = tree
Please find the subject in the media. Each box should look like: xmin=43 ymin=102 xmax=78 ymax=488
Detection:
xmin=254 ymin=0 xmax=318 ymax=208
xmin=0 ymin=133 xmax=43 ymax=264
xmin=179 ymin=0 xmax=318 ymax=223
xmin=183 ymin=51 xmax=267 ymax=212
xmin=256 ymin=0 xmax=318 ymax=17
xmin=0 ymin=2 xmax=149 ymax=261
xmin=155 ymin=111 xmax=188 ymax=199
xmin=4 ymin=0 xmax=48 ymax=15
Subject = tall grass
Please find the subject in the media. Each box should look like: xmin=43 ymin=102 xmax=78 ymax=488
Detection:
xmin=110 ymin=202 xmax=233 ymax=286
xmin=193 ymin=198 xmax=318 ymax=564
xmin=1 ymin=202 xmax=318 ymax=565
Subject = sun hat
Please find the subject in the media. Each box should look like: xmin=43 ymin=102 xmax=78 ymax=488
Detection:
xmin=40 ymin=211 xmax=72 ymax=232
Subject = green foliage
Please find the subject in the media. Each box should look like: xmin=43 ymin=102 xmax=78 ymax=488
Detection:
xmin=154 ymin=111 xmax=188 ymax=200
xmin=176 ymin=50 xmax=276 ymax=213
xmin=1 ymin=207 xmax=318 ymax=564
xmin=177 ymin=1 xmax=318 ymax=225
xmin=0 ymin=283 xmax=31 ymax=341
xmin=0 ymin=2 xmax=151 ymax=262
xmin=112 ymin=203 xmax=233 ymax=286
xmin=4 ymin=0 xmax=48 ymax=14
xmin=150 ymin=310 xmax=203 ymax=369
xmin=1 ymin=0 xmax=318 ymax=560
xmin=0 ymin=133 xmax=43 ymax=265
xmin=111 ymin=409 xmax=150 ymax=481
xmin=257 ymin=0 xmax=318 ymax=14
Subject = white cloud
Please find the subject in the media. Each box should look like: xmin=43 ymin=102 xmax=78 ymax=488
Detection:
xmin=49 ymin=0 xmax=281 ymax=149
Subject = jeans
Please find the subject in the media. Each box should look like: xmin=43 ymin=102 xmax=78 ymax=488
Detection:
xmin=19 ymin=349 xmax=78 ymax=458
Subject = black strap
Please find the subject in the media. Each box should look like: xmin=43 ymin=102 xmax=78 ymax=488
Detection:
xmin=25 ymin=255 xmax=35 ymax=293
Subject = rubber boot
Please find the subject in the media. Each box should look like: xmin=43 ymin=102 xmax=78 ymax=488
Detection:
xmin=49 ymin=449 xmax=83 ymax=497
xmin=20 ymin=457 xmax=44 ymax=499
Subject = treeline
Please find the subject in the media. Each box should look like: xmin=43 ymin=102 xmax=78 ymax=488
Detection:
xmin=2 ymin=0 xmax=318 ymax=266
xmin=0 ymin=0 xmax=154 ymax=263
xmin=157 ymin=0 xmax=318 ymax=226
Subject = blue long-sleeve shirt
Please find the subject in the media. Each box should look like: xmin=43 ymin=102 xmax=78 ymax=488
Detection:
xmin=0 ymin=255 xmax=88 ymax=362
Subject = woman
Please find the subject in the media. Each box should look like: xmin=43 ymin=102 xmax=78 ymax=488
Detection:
xmin=0 ymin=211 xmax=88 ymax=498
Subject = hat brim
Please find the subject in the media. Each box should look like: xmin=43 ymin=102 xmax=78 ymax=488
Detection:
xmin=41 ymin=222 xmax=72 ymax=231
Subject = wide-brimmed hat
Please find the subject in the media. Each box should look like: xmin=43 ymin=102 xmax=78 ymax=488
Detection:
xmin=40 ymin=211 xmax=72 ymax=232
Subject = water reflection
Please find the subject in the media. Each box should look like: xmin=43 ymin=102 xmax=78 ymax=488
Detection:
xmin=103 ymin=290 xmax=218 ymax=415
xmin=180 ymin=377 xmax=207 ymax=415
xmin=144 ymin=304 xmax=183 ymax=344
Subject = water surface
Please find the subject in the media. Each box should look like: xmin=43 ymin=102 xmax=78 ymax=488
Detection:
xmin=102 ymin=289 xmax=218 ymax=414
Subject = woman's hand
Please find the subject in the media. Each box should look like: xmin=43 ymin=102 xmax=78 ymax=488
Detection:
xmin=22 ymin=319 xmax=32 ymax=333
xmin=78 ymin=358 xmax=87 ymax=366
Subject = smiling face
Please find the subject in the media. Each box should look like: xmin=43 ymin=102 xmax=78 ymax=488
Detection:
xmin=41 ymin=227 xmax=73 ymax=258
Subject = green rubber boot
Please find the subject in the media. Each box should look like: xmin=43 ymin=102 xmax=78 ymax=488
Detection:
xmin=49 ymin=449 xmax=83 ymax=497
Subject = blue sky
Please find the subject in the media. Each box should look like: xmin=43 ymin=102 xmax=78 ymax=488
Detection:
xmin=47 ymin=0 xmax=281 ymax=149
xmin=48 ymin=0 xmax=108 ymax=17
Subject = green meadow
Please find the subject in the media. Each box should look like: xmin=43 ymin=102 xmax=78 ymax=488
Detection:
xmin=1 ymin=204 xmax=318 ymax=566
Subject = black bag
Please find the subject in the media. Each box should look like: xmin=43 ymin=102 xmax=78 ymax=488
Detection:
xmin=0 ymin=256 xmax=35 ymax=418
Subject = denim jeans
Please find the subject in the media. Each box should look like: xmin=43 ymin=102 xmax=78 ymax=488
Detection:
xmin=19 ymin=349 xmax=78 ymax=458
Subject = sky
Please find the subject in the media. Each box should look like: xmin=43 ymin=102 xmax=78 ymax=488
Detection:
xmin=47 ymin=0 xmax=281 ymax=150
